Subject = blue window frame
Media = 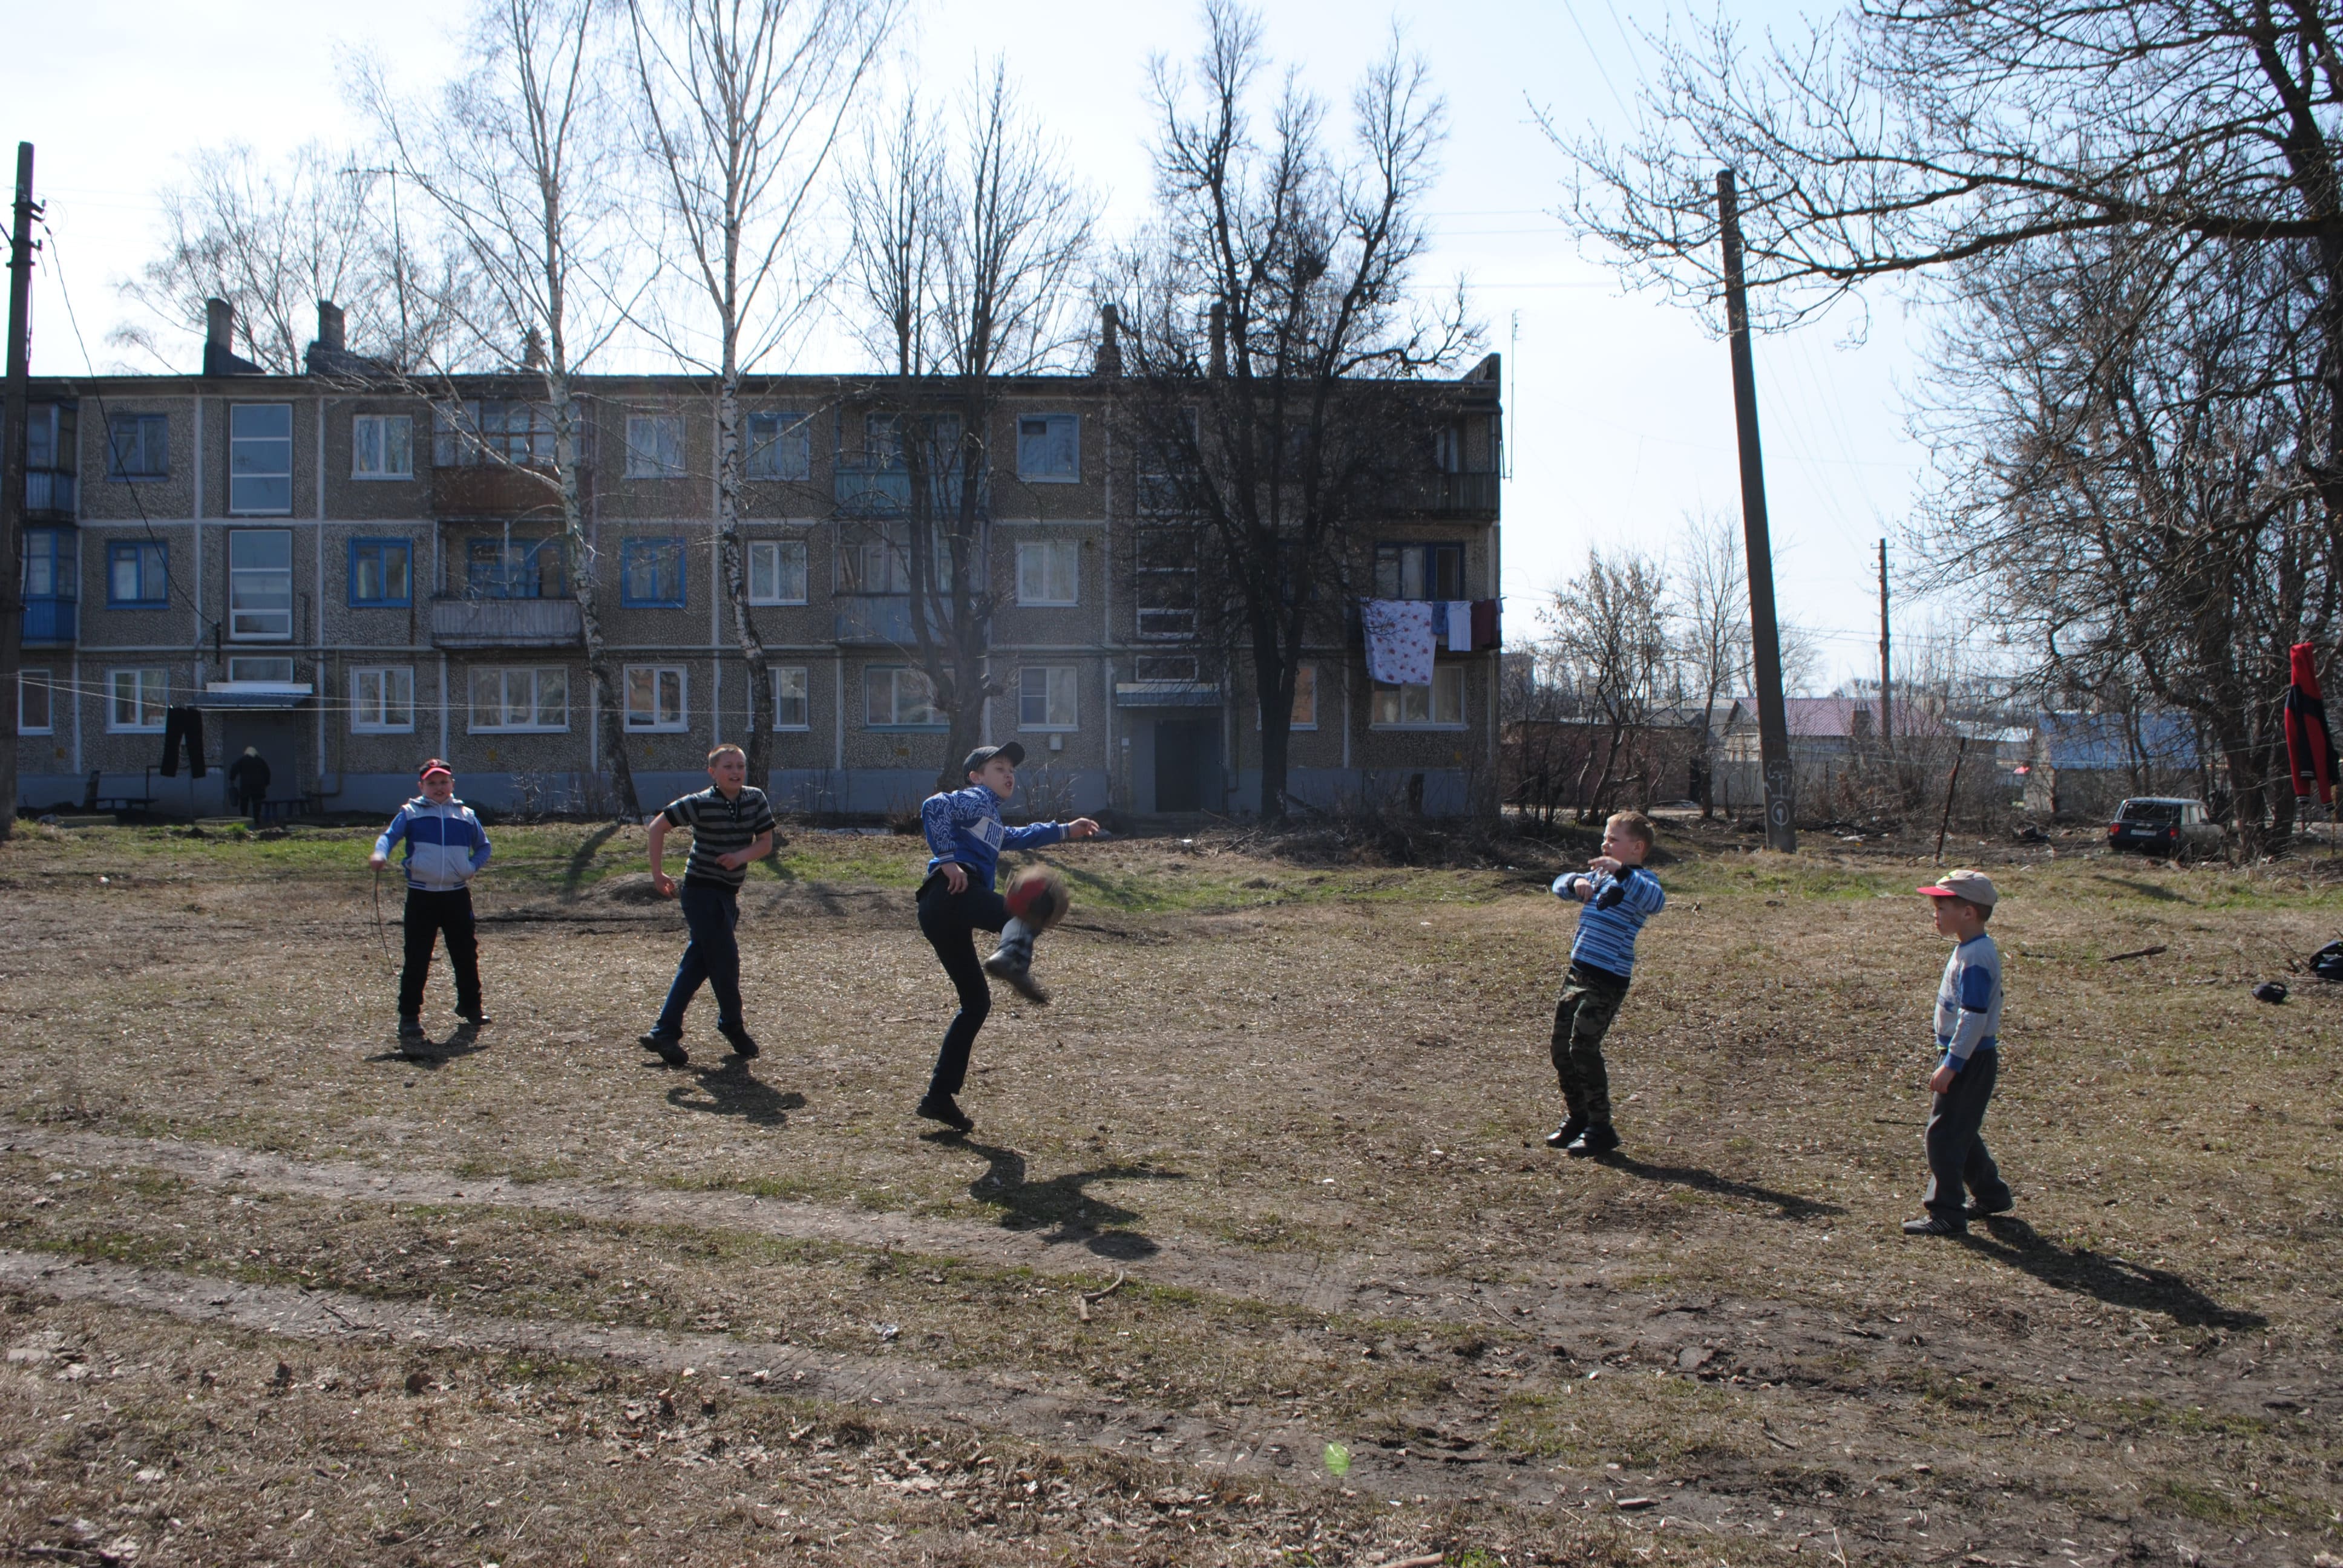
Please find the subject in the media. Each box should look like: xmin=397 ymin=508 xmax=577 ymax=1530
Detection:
xmin=349 ymin=538 xmax=413 ymax=607
xmin=107 ymin=541 xmax=169 ymax=608
xmin=620 ymin=537 xmax=687 ymax=608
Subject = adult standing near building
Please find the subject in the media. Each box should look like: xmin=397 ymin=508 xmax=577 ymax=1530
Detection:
xmin=228 ymin=746 xmax=271 ymax=825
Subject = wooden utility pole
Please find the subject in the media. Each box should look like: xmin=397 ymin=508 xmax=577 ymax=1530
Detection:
xmin=0 ymin=142 xmax=38 ymax=842
xmin=1716 ymin=169 xmax=1795 ymax=852
xmin=1878 ymin=538 xmax=1892 ymax=754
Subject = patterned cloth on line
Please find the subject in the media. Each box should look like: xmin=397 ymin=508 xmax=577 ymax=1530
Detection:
xmin=1363 ymin=598 xmax=1437 ymax=685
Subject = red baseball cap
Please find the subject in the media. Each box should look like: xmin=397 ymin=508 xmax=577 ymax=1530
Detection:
xmin=418 ymin=758 xmax=453 ymax=781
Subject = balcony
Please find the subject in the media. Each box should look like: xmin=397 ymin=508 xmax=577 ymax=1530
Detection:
xmin=430 ymin=595 xmax=583 ymax=648
xmin=22 ymin=597 xmax=75 ymax=647
xmin=833 ymin=466 xmax=985 ymax=520
xmin=25 ymin=469 xmax=76 ymax=521
xmin=834 ymin=594 xmax=919 ymax=645
xmin=430 ymin=463 xmax=580 ymax=520
xmin=1400 ymin=470 xmax=1499 ymax=519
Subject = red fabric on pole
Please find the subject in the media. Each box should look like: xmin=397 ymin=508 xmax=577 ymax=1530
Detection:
xmin=2283 ymin=642 xmax=2339 ymax=805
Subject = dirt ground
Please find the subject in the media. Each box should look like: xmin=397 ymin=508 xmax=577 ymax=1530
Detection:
xmin=1 ymin=817 xmax=2339 ymax=1567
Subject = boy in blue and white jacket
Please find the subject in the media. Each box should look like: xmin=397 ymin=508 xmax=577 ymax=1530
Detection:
xmin=1545 ymin=811 xmax=1666 ymax=1158
xmin=369 ymin=759 xmax=493 ymax=1040
xmin=911 ymin=742 xmax=1099 ymax=1134
xmin=1904 ymin=869 xmax=2015 ymax=1236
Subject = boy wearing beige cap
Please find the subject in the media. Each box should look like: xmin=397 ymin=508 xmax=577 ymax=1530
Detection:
xmin=1904 ymin=869 xmax=2014 ymax=1236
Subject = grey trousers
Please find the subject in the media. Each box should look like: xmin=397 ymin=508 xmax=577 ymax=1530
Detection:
xmin=1922 ymin=1048 xmax=2012 ymax=1220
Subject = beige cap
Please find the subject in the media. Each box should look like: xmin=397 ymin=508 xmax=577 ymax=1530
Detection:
xmin=1917 ymin=869 xmax=1997 ymax=907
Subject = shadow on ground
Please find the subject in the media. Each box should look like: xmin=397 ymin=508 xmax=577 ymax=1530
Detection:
xmin=1966 ymin=1217 xmax=2266 ymax=1328
xmin=365 ymin=1025 xmax=490 ymax=1071
xmin=948 ymin=1139 xmax=1185 ymax=1258
xmin=665 ymin=1064 xmax=807 ymax=1128
xmin=1600 ymin=1153 xmax=1846 ymax=1221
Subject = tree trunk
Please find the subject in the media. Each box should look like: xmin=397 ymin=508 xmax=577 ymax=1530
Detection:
xmin=714 ymin=377 xmax=776 ymax=785
xmin=549 ymin=380 xmax=638 ymax=820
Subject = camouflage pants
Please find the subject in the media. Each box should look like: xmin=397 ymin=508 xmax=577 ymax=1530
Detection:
xmin=1550 ymin=962 xmax=1631 ymax=1126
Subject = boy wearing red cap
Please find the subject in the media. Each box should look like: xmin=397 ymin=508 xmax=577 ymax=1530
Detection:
xmin=370 ymin=759 xmax=494 ymax=1042
xmin=1904 ymin=869 xmax=2014 ymax=1236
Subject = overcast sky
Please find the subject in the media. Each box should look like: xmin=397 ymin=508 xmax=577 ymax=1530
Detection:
xmin=7 ymin=0 xmax=1947 ymax=689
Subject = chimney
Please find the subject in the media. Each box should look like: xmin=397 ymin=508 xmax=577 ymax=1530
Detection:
xmin=206 ymin=297 xmax=234 ymax=351
xmin=1208 ymin=301 xmax=1227 ymax=377
xmin=522 ymin=327 xmax=546 ymax=370
xmin=1094 ymin=303 xmax=1122 ymax=377
xmin=316 ymin=300 xmax=346 ymax=352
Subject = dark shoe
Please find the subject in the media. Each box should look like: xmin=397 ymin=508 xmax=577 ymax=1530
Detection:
xmin=1965 ymin=1196 xmax=2014 ymax=1221
xmin=982 ymin=950 xmax=1050 ymax=1004
xmin=398 ymin=1017 xmax=427 ymax=1042
xmin=455 ymin=1010 xmax=493 ymax=1028
xmin=1544 ymin=1114 xmax=1589 ymax=1151
xmin=916 ymin=1093 xmax=974 ymax=1134
xmin=1902 ymin=1214 xmax=1967 ymax=1236
xmin=1565 ymin=1125 xmax=1621 ymax=1158
xmin=638 ymin=1028 xmax=688 ymax=1067
xmin=718 ymin=1022 xmax=760 ymax=1059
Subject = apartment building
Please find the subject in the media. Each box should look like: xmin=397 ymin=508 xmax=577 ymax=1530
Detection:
xmin=14 ymin=302 xmax=1502 ymax=819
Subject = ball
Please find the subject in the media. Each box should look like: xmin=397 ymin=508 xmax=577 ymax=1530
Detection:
xmin=1003 ymin=864 xmax=1069 ymax=929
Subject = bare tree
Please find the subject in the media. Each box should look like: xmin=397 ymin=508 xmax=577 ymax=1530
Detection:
xmin=841 ymin=65 xmax=1098 ymax=788
xmin=355 ymin=0 xmax=644 ymax=815
xmin=1670 ymin=509 xmax=1749 ymax=816
xmin=1115 ymin=1 xmax=1478 ymax=822
xmin=1546 ymin=548 xmax=1670 ymax=821
xmin=624 ymin=0 xmax=894 ymax=783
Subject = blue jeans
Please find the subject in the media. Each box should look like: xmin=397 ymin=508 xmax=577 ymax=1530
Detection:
xmin=655 ymin=882 xmax=744 ymax=1032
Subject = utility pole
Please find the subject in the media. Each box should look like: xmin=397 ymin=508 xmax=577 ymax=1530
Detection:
xmin=1716 ymin=168 xmax=1795 ymax=852
xmin=1878 ymin=538 xmax=1892 ymax=756
xmin=0 ymin=142 xmax=38 ymax=842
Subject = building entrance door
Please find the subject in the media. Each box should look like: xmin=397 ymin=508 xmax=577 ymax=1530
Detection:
xmin=1153 ymin=719 xmax=1217 ymax=812
xmin=217 ymin=713 xmax=306 ymax=814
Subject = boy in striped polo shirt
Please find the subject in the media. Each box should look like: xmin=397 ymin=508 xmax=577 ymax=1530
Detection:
xmin=1545 ymin=810 xmax=1667 ymax=1158
xmin=638 ymin=743 xmax=776 ymax=1067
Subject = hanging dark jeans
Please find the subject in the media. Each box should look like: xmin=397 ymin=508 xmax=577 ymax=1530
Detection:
xmin=916 ymin=872 xmax=1010 ymax=1099
xmin=654 ymin=881 xmax=745 ymax=1033
xmin=399 ymin=887 xmax=483 ymax=1021
xmin=157 ymin=707 xmax=207 ymax=779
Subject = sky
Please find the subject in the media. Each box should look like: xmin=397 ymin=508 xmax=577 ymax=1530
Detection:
xmin=5 ymin=0 xmax=1943 ymax=690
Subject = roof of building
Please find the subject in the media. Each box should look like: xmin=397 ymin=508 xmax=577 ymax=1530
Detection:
xmin=2033 ymin=710 xmax=2200 ymax=770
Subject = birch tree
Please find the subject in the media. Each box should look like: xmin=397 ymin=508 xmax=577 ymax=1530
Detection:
xmin=355 ymin=0 xmax=644 ymax=815
xmin=625 ymin=0 xmax=895 ymax=782
xmin=841 ymin=65 xmax=1098 ymax=789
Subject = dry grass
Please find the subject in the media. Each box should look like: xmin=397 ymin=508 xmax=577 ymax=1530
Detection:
xmin=1 ymin=820 xmax=2339 ymax=1565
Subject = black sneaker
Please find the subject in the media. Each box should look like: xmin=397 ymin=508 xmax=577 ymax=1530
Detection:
xmin=1565 ymin=1125 xmax=1621 ymax=1159
xmin=981 ymin=951 xmax=1050 ymax=1004
xmin=1902 ymin=1214 xmax=1967 ymax=1236
xmin=398 ymin=1017 xmax=427 ymax=1042
xmin=638 ymin=1028 xmax=688 ymax=1067
xmin=1544 ymin=1114 xmax=1589 ymax=1151
xmin=1964 ymin=1196 xmax=2014 ymax=1221
xmin=718 ymin=1022 xmax=760 ymax=1059
xmin=455 ymin=1010 xmax=493 ymax=1028
xmin=916 ymin=1093 xmax=975 ymax=1134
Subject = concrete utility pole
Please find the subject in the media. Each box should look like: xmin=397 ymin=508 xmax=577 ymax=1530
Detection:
xmin=1878 ymin=538 xmax=1892 ymax=754
xmin=0 ymin=141 xmax=38 ymax=841
xmin=1715 ymin=168 xmax=1795 ymax=852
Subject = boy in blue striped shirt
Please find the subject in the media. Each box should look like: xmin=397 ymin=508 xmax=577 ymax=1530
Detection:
xmin=1545 ymin=811 xmax=1666 ymax=1158
xmin=1903 ymin=869 xmax=2014 ymax=1236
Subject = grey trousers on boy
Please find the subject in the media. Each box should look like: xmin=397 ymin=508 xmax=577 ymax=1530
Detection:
xmin=1923 ymin=1048 xmax=2013 ymax=1221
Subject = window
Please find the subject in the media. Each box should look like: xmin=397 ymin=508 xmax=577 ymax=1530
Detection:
xmin=19 ymin=670 xmax=53 ymax=735
xmin=772 ymin=665 xmax=810 ymax=730
xmin=1135 ymin=525 xmax=1197 ymax=639
xmin=352 ymin=667 xmax=416 ymax=733
xmin=108 ymin=667 xmax=169 ymax=732
xmin=620 ymin=537 xmax=687 ymax=607
xmin=1015 ymin=540 xmax=1079 ymax=606
xmin=107 ymin=541 xmax=168 ymax=608
xmin=225 ymin=656 xmax=296 ymax=684
xmin=1260 ymin=663 xmax=1316 ymax=730
xmin=624 ymin=414 xmax=686 ymax=478
xmin=228 ymin=529 xmax=294 ymax=639
xmin=1135 ymin=653 xmax=1197 ymax=682
xmin=349 ymin=538 xmax=413 ymax=607
xmin=623 ymin=665 xmax=688 ymax=731
xmin=864 ymin=665 xmax=940 ymax=728
xmin=352 ymin=414 xmax=414 ymax=479
xmin=26 ymin=403 xmax=72 ymax=471
xmin=23 ymin=529 xmax=73 ymax=601
xmin=747 ymin=539 xmax=809 ymax=605
xmin=434 ymin=400 xmax=559 ymax=465
xmin=1371 ymin=664 xmax=1467 ymax=728
xmin=1018 ymin=665 xmax=1078 ymax=730
xmin=841 ymin=532 xmax=951 ymax=595
xmin=1432 ymin=423 xmax=1463 ymax=474
xmin=1374 ymin=543 xmax=1465 ymax=601
xmin=745 ymin=410 xmax=812 ymax=480
xmin=228 ymin=403 xmax=293 ymax=514
xmin=106 ymin=413 xmax=168 ymax=480
xmin=468 ymin=666 xmax=569 ymax=732
xmin=1016 ymin=413 xmax=1078 ymax=482
xmin=466 ymin=536 xmax=567 ymax=599
xmin=863 ymin=412 xmax=903 ymax=469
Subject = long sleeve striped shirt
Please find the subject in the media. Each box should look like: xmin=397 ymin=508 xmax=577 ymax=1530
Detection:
xmin=1551 ymin=864 xmax=1666 ymax=982
xmin=1934 ymin=933 xmax=2003 ymax=1068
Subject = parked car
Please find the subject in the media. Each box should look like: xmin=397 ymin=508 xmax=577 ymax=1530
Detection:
xmin=2107 ymin=797 xmax=2225 ymax=857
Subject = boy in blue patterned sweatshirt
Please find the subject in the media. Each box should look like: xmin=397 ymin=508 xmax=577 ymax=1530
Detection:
xmin=913 ymin=742 xmax=1099 ymax=1134
xmin=369 ymin=759 xmax=493 ymax=1043
xmin=1904 ymin=869 xmax=2015 ymax=1236
xmin=1545 ymin=810 xmax=1666 ymax=1158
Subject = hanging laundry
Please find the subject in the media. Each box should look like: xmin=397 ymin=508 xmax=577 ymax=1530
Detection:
xmin=158 ymin=705 xmax=208 ymax=779
xmin=1470 ymin=597 xmax=1501 ymax=651
xmin=1362 ymin=598 xmax=1437 ymax=686
xmin=2284 ymin=641 xmax=2338 ymax=806
xmin=1443 ymin=599 xmax=1474 ymax=654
